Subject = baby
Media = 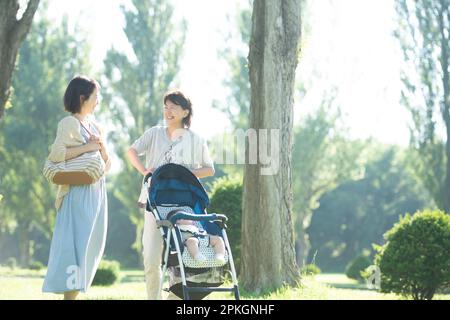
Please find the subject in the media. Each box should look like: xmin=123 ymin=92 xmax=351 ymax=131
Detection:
xmin=168 ymin=212 xmax=226 ymax=264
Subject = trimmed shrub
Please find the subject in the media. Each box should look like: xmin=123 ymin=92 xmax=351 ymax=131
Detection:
xmin=375 ymin=209 xmax=450 ymax=300
xmin=92 ymin=260 xmax=121 ymax=286
xmin=345 ymin=255 xmax=371 ymax=281
xmin=301 ymin=264 xmax=321 ymax=276
xmin=208 ymin=175 xmax=243 ymax=271
xmin=5 ymin=257 xmax=17 ymax=270
xmin=29 ymin=261 xmax=44 ymax=271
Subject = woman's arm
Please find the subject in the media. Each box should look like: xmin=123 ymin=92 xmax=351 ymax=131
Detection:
xmin=194 ymin=136 xmax=215 ymax=179
xmin=65 ymin=142 xmax=101 ymax=161
xmin=100 ymin=145 xmax=109 ymax=164
xmin=126 ymin=147 xmax=152 ymax=176
xmin=89 ymin=133 xmax=109 ymax=164
xmin=48 ymin=117 xmax=85 ymax=163
xmin=192 ymin=166 xmax=215 ymax=179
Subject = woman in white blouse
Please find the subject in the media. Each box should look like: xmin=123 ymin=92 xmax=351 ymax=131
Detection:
xmin=126 ymin=90 xmax=215 ymax=299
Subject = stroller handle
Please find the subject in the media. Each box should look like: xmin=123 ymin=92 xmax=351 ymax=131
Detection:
xmin=144 ymin=172 xmax=152 ymax=184
xmin=168 ymin=211 xmax=228 ymax=225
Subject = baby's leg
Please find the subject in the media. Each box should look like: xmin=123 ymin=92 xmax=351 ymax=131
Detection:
xmin=209 ymin=235 xmax=225 ymax=256
xmin=185 ymin=237 xmax=200 ymax=258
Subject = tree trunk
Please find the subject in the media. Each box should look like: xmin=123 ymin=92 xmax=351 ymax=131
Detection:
xmin=0 ymin=0 xmax=40 ymax=120
xmin=438 ymin=0 xmax=450 ymax=213
xmin=18 ymin=224 xmax=32 ymax=268
xmin=295 ymin=228 xmax=311 ymax=268
xmin=240 ymin=0 xmax=302 ymax=292
xmin=445 ymin=120 xmax=450 ymax=213
xmin=294 ymin=208 xmax=313 ymax=268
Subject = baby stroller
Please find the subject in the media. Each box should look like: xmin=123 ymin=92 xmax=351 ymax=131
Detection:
xmin=144 ymin=163 xmax=240 ymax=300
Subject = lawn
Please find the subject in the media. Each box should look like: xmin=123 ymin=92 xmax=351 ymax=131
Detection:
xmin=0 ymin=267 xmax=448 ymax=300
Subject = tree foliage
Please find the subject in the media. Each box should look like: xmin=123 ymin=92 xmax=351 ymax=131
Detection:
xmin=394 ymin=0 xmax=450 ymax=211
xmin=309 ymin=145 xmax=433 ymax=272
xmin=0 ymin=0 xmax=40 ymax=119
xmin=292 ymin=94 xmax=366 ymax=266
xmin=102 ymin=0 xmax=186 ymax=254
xmin=213 ymin=1 xmax=252 ymax=130
xmin=0 ymin=11 xmax=92 ymax=266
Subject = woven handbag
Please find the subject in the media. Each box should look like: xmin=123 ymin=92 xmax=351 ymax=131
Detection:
xmin=43 ymin=121 xmax=105 ymax=185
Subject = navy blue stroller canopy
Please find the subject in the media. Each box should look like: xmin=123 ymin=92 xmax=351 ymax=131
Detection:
xmin=147 ymin=163 xmax=209 ymax=214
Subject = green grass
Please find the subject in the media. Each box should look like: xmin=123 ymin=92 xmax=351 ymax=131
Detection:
xmin=0 ymin=267 xmax=449 ymax=300
xmin=0 ymin=267 xmax=147 ymax=300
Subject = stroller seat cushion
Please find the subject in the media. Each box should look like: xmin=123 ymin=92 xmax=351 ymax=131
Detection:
xmin=182 ymin=246 xmax=228 ymax=268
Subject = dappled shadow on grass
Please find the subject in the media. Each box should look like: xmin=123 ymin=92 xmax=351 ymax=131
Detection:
xmin=321 ymin=282 xmax=369 ymax=290
xmin=237 ymin=287 xmax=288 ymax=300
xmin=223 ymin=279 xmax=313 ymax=300
xmin=314 ymin=274 xmax=372 ymax=291
xmin=120 ymin=274 xmax=145 ymax=283
xmin=118 ymin=270 xmax=145 ymax=283
xmin=0 ymin=273 xmax=44 ymax=279
xmin=0 ymin=268 xmax=46 ymax=280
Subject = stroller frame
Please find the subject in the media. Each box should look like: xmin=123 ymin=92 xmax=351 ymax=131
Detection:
xmin=144 ymin=163 xmax=240 ymax=300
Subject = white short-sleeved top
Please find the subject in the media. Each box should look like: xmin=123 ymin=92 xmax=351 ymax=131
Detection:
xmin=131 ymin=126 xmax=214 ymax=204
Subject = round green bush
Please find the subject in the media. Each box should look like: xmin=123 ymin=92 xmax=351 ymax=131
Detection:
xmin=375 ymin=209 xmax=450 ymax=300
xmin=92 ymin=260 xmax=121 ymax=286
xmin=345 ymin=255 xmax=372 ymax=281
xmin=29 ymin=261 xmax=44 ymax=271
xmin=208 ymin=175 xmax=243 ymax=271
xmin=5 ymin=257 xmax=17 ymax=270
xmin=301 ymin=264 xmax=321 ymax=276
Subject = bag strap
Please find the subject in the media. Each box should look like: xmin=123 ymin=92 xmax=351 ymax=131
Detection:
xmin=77 ymin=119 xmax=102 ymax=155
xmin=78 ymin=119 xmax=102 ymax=137
xmin=78 ymin=119 xmax=93 ymax=138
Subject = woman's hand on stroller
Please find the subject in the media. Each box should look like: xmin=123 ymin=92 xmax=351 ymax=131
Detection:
xmin=143 ymin=167 xmax=155 ymax=176
xmin=143 ymin=167 xmax=156 ymax=184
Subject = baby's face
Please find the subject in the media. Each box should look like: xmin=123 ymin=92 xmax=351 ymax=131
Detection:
xmin=176 ymin=219 xmax=195 ymax=225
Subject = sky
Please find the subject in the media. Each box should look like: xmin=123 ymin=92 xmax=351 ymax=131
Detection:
xmin=44 ymin=0 xmax=411 ymax=146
